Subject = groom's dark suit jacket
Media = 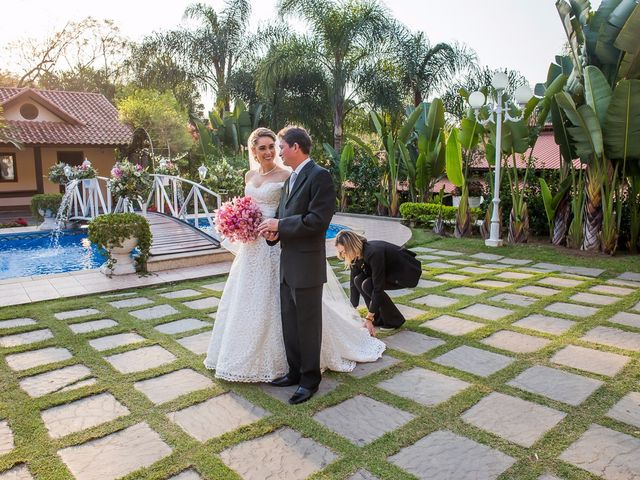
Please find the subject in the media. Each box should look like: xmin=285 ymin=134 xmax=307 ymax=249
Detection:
xmin=271 ymin=160 xmax=336 ymax=288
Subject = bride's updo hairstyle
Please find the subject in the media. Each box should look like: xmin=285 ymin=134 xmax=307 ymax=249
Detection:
xmin=335 ymin=230 xmax=367 ymax=268
xmin=248 ymin=127 xmax=277 ymax=148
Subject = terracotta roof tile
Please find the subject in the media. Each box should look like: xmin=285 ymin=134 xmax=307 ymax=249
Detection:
xmin=0 ymin=87 xmax=132 ymax=146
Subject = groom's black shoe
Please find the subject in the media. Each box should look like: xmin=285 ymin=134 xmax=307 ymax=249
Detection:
xmin=288 ymin=385 xmax=318 ymax=405
xmin=270 ymin=375 xmax=299 ymax=387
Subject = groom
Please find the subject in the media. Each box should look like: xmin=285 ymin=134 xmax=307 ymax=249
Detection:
xmin=257 ymin=126 xmax=336 ymax=405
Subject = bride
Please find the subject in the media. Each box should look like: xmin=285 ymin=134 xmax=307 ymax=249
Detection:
xmin=204 ymin=127 xmax=385 ymax=382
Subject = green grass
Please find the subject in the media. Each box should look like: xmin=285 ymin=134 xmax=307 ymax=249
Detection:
xmin=0 ymin=241 xmax=639 ymax=479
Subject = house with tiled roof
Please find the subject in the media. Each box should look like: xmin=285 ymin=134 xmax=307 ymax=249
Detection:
xmin=0 ymin=87 xmax=132 ymax=208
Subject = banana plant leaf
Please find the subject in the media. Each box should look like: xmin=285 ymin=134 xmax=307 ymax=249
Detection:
xmin=459 ymin=114 xmax=483 ymax=151
xmin=540 ymin=176 xmax=573 ymax=234
xmin=424 ymin=99 xmax=444 ymax=144
xmin=445 ymin=128 xmax=464 ymax=188
xmin=194 ymin=119 xmax=216 ymax=157
xmin=555 ymin=91 xmax=604 ymax=160
xmin=615 ymin=5 xmax=640 ymax=79
xmin=345 ymin=133 xmax=376 ymax=159
xmin=584 ymin=66 xmax=613 ymax=124
xmin=538 ymin=74 xmax=568 ymax=128
xmin=398 ymin=104 xmax=425 ymax=144
xmin=551 ymin=98 xmax=577 ymax=162
xmin=603 ymin=79 xmax=640 ymax=160
xmin=587 ymin=0 xmax=624 ymax=57
xmin=557 ymin=0 xmax=586 ymax=77
xmin=502 ymin=119 xmax=530 ymax=154
xmin=339 ymin=143 xmax=355 ymax=183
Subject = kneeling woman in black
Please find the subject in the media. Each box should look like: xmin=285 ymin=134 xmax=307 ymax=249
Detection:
xmin=334 ymin=230 xmax=422 ymax=335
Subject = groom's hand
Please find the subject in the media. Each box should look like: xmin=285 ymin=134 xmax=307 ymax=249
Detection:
xmin=263 ymin=231 xmax=279 ymax=241
xmin=258 ymin=218 xmax=279 ymax=234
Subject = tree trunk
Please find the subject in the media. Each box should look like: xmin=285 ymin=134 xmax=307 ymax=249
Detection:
xmin=433 ymin=216 xmax=446 ymax=236
xmin=333 ymin=91 xmax=345 ymax=153
xmin=413 ymin=88 xmax=423 ymax=108
xmin=508 ymin=204 xmax=529 ymax=244
xmin=552 ymin=194 xmax=571 ymax=246
xmin=581 ymin=175 xmax=603 ymax=252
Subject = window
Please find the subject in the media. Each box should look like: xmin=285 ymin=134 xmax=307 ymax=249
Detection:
xmin=0 ymin=153 xmax=17 ymax=181
xmin=19 ymin=103 xmax=39 ymax=120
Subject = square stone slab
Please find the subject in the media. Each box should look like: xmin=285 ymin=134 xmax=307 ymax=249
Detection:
xmin=608 ymin=278 xmax=640 ymax=288
xmin=177 ymin=332 xmax=210 ymax=355
xmin=473 ymin=279 xmax=512 ymax=289
xmin=459 ymin=266 xmax=493 ymax=275
xmin=635 ymin=301 xmax=640 ymax=312
xmin=378 ymin=367 xmax=470 ymax=406
xmin=0 ymin=328 xmax=53 ymax=348
xmin=619 ymin=271 xmax=640 ymax=282
xmin=538 ymin=277 xmax=583 ymax=288
xmin=412 ymin=246 xmax=438 ymax=253
xmin=481 ymin=330 xmax=551 ymax=353
xmin=383 ymin=331 xmax=445 ymax=355
xmin=606 ymin=391 xmax=640 ymax=428
xmin=495 ymin=271 xmax=533 ymax=280
xmin=41 ymin=392 xmax=130 ymax=438
xmin=545 ymin=302 xmax=599 ymax=318
xmin=57 ymin=422 xmax=172 ymax=480
xmin=89 ymin=333 xmax=145 ymax=352
xmin=551 ymin=345 xmax=630 ymax=377
xmin=589 ymin=284 xmax=635 ymax=296
xmin=0 ymin=318 xmax=36 ymax=329
xmin=168 ymin=392 xmax=267 ymax=442
xmin=538 ymin=474 xmax=563 ymax=480
xmin=19 ymin=364 xmax=93 ymax=398
xmin=105 ymin=345 xmax=176 ymax=374
xmin=54 ymin=308 xmax=100 ymax=320
xmin=470 ymin=253 xmax=503 ymax=261
xmin=388 ymin=429 xmax=515 ymax=480
xmin=167 ymin=470 xmax=202 ymax=480
xmin=69 ymin=319 xmax=118 ymax=334
xmin=182 ymin=297 xmax=220 ymax=310
xmin=395 ymin=304 xmax=427 ymax=320
xmin=313 ymin=395 xmax=415 ymax=446
xmin=570 ymin=292 xmax=619 ymax=306
xmin=433 ymin=346 xmax=514 ymax=377
xmin=581 ymin=326 xmax=640 ymax=352
xmin=5 ymin=347 xmax=72 ymax=371
xmin=489 ymin=293 xmax=536 ymax=307
xmin=508 ymin=365 xmax=603 ymax=406
xmin=134 ymin=369 xmax=213 ymax=404
xmin=159 ymin=289 xmax=202 ymax=299
xmin=425 ymin=262 xmax=456 ymax=269
xmin=447 ymin=287 xmax=486 ymax=297
xmin=129 ymin=305 xmax=179 ymax=320
xmin=420 ymin=315 xmax=485 ymax=336
xmin=531 ymin=263 xmax=563 ymax=272
xmin=559 ymin=424 xmax=640 ymax=480
xmin=220 ymin=427 xmax=336 ymax=480
xmin=478 ymin=263 xmax=507 ymax=269
xmin=608 ymin=311 xmax=640 ymax=329
xmin=458 ymin=304 xmax=514 ymax=321
xmin=462 ymin=392 xmax=566 ymax=447
xmin=417 ymin=254 xmax=443 ymax=261
xmin=0 ymin=420 xmax=14 ymax=455
xmin=448 ymin=259 xmax=478 ymax=266
xmin=347 ymin=470 xmax=380 ymax=480
xmin=498 ymin=258 xmax=532 ymax=266
xmin=563 ymin=266 xmax=604 ymax=277
xmin=516 ymin=285 xmax=559 ymax=297
xmin=100 ymin=292 xmax=136 ymax=299
xmin=154 ymin=319 xmax=210 ymax=335
xmin=201 ymin=281 xmax=226 ymax=291
xmin=416 ymin=279 xmax=443 ymax=289
xmin=348 ymin=355 xmax=401 ymax=378
xmin=386 ymin=288 xmax=414 ymax=298
xmin=513 ymin=314 xmax=576 ymax=335
xmin=435 ymin=273 xmax=470 ymax=282
xmin=0 ymin=465 xmax=33 ymax=479
xmin=108 ymin=297 xmax=153 ymax=309
xmin=260 ymin=377 xmax=339 ymax=403
xmin=411 ymin=294 xmax=458 ymax=308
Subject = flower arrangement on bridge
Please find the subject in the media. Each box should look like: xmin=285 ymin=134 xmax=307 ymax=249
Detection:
xmin=154 ymin=154 xmax=185 ymax=177
xmin=48 ymin=162 xmax=69 ymax=184
xmin=108 ymin=160 xmax=152 ymax=202
xmin=214 ymin=195 xmax=263 ymax=243
xmin=69 ymin=160 xmax=97 ymax=180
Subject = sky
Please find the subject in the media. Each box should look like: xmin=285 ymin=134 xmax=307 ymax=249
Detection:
xmin=2 ymin=0 xmax=600 ymax=100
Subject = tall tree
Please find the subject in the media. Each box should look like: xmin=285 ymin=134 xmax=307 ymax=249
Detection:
xmin=275 ymin=0 xmax=391 ymax=151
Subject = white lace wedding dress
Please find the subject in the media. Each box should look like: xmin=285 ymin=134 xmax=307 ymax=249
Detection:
xmin=204 ymin=181 xmax=385 ymax=382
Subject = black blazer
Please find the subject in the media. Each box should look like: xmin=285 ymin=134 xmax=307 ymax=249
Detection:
xmin=270 ymin=160 xmax=336 ymax=288
xmin=349 ymin=240 xmax=422 ymax=314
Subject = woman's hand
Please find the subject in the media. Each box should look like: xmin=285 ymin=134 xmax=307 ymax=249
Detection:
xmin=364 ymin=315 xmax=377 ymax=337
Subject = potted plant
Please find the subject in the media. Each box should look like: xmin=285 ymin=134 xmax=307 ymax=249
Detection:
xmin=466 ymin=179 xmax=485 ymax=208
xmin=88 ymin=212 xmax=152 ymax=276
xmin=48 ymin=163 xmax=70 ymax=184
xmin=108 ymin=160 xmax=152 ymax=211
xmin=30 ymin=193 xmax=63 ymax=230
xmin=70 ymin=159 xmax=97 ymax=187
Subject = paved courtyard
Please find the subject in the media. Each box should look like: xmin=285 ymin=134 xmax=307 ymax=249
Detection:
xmin=0 ymin=245 xmax=639 ymax=479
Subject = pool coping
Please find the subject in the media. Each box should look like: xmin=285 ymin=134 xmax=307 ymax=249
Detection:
xmin=0 ymin=214 xmax=411 ymax=307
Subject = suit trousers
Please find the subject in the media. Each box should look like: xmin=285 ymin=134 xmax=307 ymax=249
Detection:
xmin=280 ymin=280 xmax=323 ymax=389
xmin=353 ymin=273 xmax=406 ymax=328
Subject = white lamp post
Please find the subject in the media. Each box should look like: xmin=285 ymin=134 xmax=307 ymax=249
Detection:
xmin=468 ymin=72 xmax=533 ymax=247
xmin=197 ymin=164 xmax=208 ymax=181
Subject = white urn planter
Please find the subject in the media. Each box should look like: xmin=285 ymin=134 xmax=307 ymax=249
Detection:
xmin=37 ymin=209 xmax=58 ymax=230
xmin=100 ymin=236 xmax=138 ymax=276
xmin=468 ymin=195 xmax=484 ymax=208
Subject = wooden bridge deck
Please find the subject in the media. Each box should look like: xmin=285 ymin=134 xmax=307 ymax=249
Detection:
xmin=144 ymin=212 xmax=220 ymax=257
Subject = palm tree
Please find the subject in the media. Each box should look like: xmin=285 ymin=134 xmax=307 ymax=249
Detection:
xmin=136 ymin=0 xmax=251 ymax=114
xmin=275 ymin=0 xmax=391 ymax=151
xmin=392 ymin=28 xmax=477 ymax=107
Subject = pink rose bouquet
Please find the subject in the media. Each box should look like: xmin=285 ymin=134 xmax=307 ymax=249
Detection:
xmin=214 ymin=196 xmax=263 ymax=243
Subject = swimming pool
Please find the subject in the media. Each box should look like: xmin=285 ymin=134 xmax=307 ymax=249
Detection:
xmin=0 ymin=223 xmax=349 ymax=280
xmin=186 ymin=218 xmax=349 ymax=240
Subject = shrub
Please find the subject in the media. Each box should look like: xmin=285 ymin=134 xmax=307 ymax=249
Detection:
xmin=400 ymin=202 xmax=481 ymax=225
xmin=30 ymin=193 xmax=63 ymax=221
xmin=48 ymin=163 xmax=69 ymax=184
xmin=108 ymin=160 xmax=152 ymax=202
xmin=88 ymin=213 xmax=152 ymax=273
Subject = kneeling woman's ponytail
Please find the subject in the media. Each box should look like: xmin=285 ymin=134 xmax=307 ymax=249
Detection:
xmin=335 ymin=230 xmax=367 ymax=268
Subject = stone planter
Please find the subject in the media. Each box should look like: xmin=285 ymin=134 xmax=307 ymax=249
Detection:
xmin=100 ymin=236 xmax=138 ymax=276
xmin=37 ymin=209 xmax=57 ymax=230
xmin=468 ymin=195 xmax=484 ymax=208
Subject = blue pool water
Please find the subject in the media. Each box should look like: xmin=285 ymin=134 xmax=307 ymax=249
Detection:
xmin=186 ymin=218 xmax=349 ymax=240
xmin=0 ymin=223 xmax=349 ymax=279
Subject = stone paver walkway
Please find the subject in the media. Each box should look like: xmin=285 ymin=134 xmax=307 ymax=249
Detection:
xmin=1 ymin=243 xmax=639 ymax=479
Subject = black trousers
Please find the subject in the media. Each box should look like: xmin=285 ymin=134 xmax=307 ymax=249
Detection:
xmin=280 ymin=281 xmax=323 ymax=389
xmin=353 ymin=273 xmax=406 ymax=328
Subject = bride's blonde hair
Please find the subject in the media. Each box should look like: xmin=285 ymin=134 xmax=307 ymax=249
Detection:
xmin=335 ymin=230 xmax=367 ymax=268
xmin=247 ymin=128 xmax=279 ymax=172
